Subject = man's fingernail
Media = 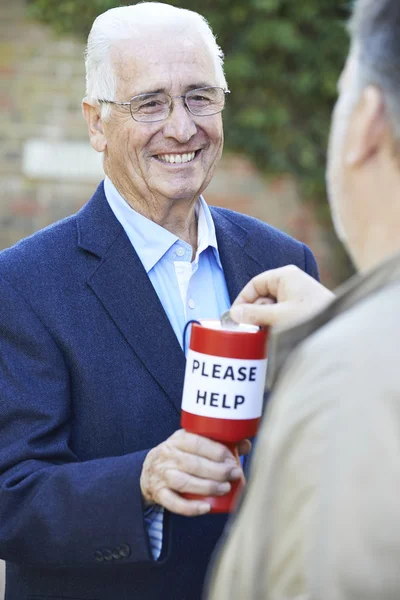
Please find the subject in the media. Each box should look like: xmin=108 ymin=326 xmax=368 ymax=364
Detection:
xmin=229 ymin=306 xmax=243 ymax=322
xmin=199 ymin=503 xmax=211 ymax=514
xmin=217 ymin=482 xmax=231 ymax=495
xmin=230 ymin=467 xmax=242 ymax=479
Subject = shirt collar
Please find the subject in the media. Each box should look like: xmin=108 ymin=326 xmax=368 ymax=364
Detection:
xmin=104 ymin=177 xmax=222 ymax=272
xmin=196 ymin=196 xmax=222 ymax=268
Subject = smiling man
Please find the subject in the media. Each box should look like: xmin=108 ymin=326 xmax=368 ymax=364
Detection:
xmin=0 ymin=4 xmax=318 ymax=600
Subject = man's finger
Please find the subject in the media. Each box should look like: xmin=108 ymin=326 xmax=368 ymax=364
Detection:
xmin=157 ymin=487 xmax=211 ymax=517
xmin=175 ymin=449 xmax=243 ymax=481
xmin=173 ymin=430 xmax=237 ymax=463
xmin=237 ymin=439 xmax=252 ymax=456
xmin=230 ymin=302 xmax=284 ymax=326
xmin=232 ymin=269 xmax=283 ymax=306
xmin=164 ymin=469 xmax=232 ymax=496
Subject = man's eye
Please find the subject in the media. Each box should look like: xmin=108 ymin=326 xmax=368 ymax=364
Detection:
xmin=191 ymin=95 xmax=209 ymax=102
xmin=135 ymin=99 xmax=167 ymax=113
xmin=141 ymin=101 xmax=160 ymax=109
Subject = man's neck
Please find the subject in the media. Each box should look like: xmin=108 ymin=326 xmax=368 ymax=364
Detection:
xmin=356 ymin=238 xmax=400 ymax=273
xmin=347 ymin=158 xmax=400 ymax=273
xmin=108 ymin=176 xmax=199 ymax=253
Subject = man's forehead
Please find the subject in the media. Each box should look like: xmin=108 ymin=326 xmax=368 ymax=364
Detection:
xmin=111 ymin=33 xmax=216 ymax=92
xmin=112 ymin=31 xmax=210 ymax=67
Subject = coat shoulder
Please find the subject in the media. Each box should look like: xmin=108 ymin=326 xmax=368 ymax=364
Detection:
xmin=211 ymin=206 xmax=304 ymax=249
xmin=307 ymin=281 xmax=400 ymax=361
xmin=210 ymin=206 xmax=319 ymax=278
xmin=0 ymin=182 xmax=108 ymax=283
xmin=0 ymin=214 xmax=80 ymax=288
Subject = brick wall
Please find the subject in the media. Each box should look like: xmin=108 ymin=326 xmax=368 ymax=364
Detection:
xmin=0 ymin=0 xmax=342 ymax=287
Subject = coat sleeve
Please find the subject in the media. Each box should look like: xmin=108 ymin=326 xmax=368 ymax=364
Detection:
xmin=207 ymin=300 xmax=400 ymax=600
xmin=0 ymin=275 xmax=155 ymax=568
xmin=303 ymin=243 xmax=320 ymax=281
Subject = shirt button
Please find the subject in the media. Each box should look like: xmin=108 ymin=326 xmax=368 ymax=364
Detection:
xmin=176 ymin=247 xmax=185 ymax=257
xmin=119 ymin=544 xmax=131 ymax=558
xmin=103 ymin=548 xmax=112 ymax=561
xmin=188 ymin=299 xmax=195 ymax=309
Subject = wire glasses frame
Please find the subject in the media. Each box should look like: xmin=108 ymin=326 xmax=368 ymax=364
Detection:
xmin=98 ymin=86 xmax=230 ymax=123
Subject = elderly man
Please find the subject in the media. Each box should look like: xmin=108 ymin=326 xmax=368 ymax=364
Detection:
xmin=0 ymin=3 xmax=318 ymax=600
xmin=208 ymin=0 xmax=400 ymax=598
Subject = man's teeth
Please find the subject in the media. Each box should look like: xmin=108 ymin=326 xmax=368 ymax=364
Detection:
xmin=157 ymin=152 xmax=196 ymax=164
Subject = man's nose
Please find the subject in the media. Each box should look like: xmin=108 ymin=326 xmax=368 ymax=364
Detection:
xmin=162 ymin=99 xmax=197 ymax=143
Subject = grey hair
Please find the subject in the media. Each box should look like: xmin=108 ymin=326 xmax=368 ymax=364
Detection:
xmin=84 ymin=2 xmax=227 ymax=120
xmin=349 ymin=0 xmax=400 ymax=145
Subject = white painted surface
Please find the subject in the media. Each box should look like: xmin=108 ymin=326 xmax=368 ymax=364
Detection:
xmin=23 ymin=139 xmax=104 ymax=181
xmin=182 ymin=349 xmax=267 ymax=420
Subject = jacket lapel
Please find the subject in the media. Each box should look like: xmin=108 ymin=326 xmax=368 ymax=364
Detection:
xmin=211 ymin=208 xmax=267 ymax=303
xmin=76 ymin=184 xmax=185 ymax=415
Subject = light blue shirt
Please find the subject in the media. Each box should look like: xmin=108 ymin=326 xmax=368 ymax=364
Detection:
xmin=104 ymin=178 xmax=230 ymax=350
xmin=104 ymin=177 xmax=231 ymax=559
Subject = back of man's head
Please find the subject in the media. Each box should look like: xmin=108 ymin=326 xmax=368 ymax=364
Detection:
xmin=350 ymin=0 xmax=400 ymax=148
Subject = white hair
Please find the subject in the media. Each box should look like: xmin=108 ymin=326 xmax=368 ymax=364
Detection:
xmin=84 ymin=2 xmax=227 ymax=119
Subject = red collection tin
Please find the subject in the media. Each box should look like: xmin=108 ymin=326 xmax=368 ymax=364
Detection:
xmin=181 ymin=319 xmax=268 ymax=513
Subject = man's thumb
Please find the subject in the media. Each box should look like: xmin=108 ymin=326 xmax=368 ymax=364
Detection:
xmin=229 ymin=303 xmax=279 ymax=327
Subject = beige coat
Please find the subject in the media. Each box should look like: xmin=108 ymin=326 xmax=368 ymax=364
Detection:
xmin=208 ymin=252 xmax=400 ymax=600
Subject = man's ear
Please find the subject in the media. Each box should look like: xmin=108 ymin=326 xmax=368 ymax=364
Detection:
xmin=346 ymin=86 xmax=386 ymax=167
xmin=82 ymin=100 xmax=107 ymax=153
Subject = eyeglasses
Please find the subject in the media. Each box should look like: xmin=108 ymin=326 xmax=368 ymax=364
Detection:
xmin=98 ymin=86 xmax=230 ymax=123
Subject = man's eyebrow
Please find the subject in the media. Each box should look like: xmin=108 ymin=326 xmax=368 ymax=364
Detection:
xmin=129 ymin=83 xmax=214 ymax=97
xmin=128 ymin=87 xmax=165 ymax=97
xmin=185 ymin=83 xmax=214 ymax=91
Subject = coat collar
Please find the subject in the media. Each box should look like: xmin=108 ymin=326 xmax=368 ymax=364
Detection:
xmin=210 ymin=207 xmax=275 ymax=303
xmin=76 ymin=181 xmax=122 ymax=258
xmin=76 ymin=184 xmax=265 ymax=414
xmin=267 ymin=251 xmax=400 ymax=390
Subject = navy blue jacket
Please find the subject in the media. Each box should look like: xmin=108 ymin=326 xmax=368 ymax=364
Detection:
xmin=0 ymin=183 xmax=318 ymax=600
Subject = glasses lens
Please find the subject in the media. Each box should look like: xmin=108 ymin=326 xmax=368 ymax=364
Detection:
xmin=130 ymin=93 xmax=170 ymax=122
xmin=186 ymin=87 xmax=226 ymax=116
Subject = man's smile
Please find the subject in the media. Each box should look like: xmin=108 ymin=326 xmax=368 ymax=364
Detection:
xmin=153 ymin=149 xmax=202 ymax=165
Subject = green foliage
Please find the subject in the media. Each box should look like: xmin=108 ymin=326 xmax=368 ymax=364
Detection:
xmin=27 ymin=0 xmax=350 ymax=226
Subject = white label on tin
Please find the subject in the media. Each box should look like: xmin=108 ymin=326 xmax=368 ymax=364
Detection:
xmin=181 ymin=349 xmax=267 ymax=420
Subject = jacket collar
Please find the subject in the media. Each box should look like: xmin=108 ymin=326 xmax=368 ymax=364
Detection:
xmin=76 ymin=181 xmax=123 ymax=258
xmin=210 ymin=207 xmax=275 ymax=303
